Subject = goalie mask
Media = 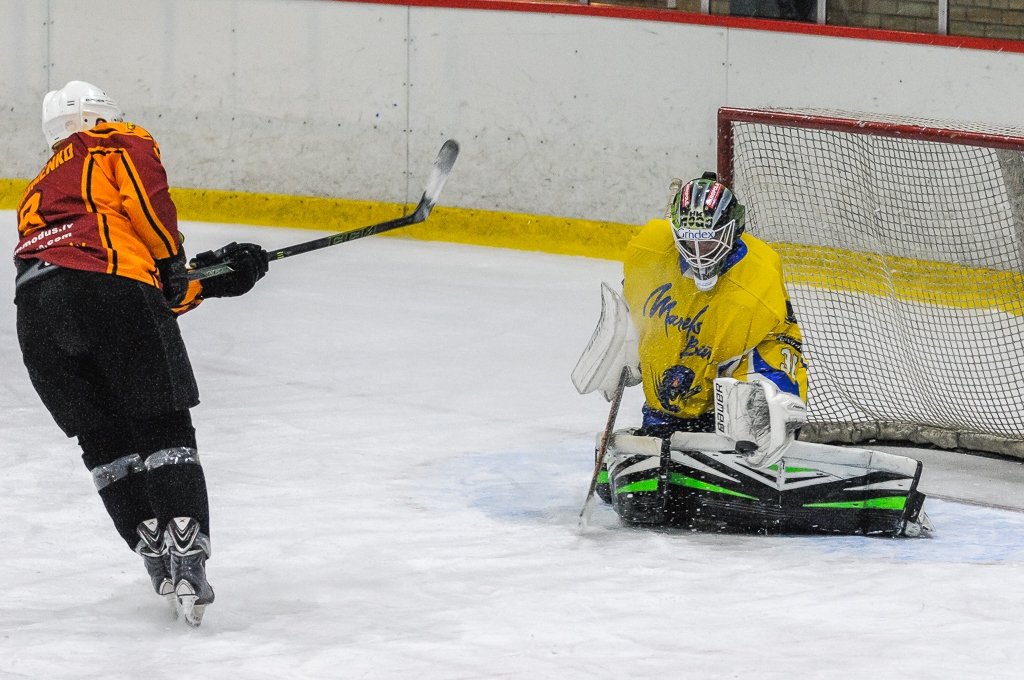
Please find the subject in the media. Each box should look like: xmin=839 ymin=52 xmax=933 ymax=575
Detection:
xmin=42 ymin=81 xmax=124 ymax=149
xmin=669 ymin=173 xmax=746 ymax=292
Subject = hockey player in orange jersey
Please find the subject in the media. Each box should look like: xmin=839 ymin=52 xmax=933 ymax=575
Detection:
xmin=14 ymin=81 xmax=268 ymax=627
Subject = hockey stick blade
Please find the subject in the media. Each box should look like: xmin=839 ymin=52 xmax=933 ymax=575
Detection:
xmin=578 ymin=366 xmax=630 ymax=534
xmin=186 ymin=140 xmax=460 ymax=281
xmin=412 ymin=139 xmax=459 ymax=221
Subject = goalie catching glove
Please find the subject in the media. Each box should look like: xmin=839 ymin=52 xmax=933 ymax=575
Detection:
xmin=191 ymin=242 xmax=269 ymax=298
xmin=713 ymin=377 xmax=807 ymax=468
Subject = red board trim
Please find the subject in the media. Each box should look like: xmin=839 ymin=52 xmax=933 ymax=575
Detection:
xmin=330 ymin=0 xmax=1024 ymax=55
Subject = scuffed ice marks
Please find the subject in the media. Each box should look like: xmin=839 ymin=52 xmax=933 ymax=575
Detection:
xmin=419 ymin=444 xmax=592 ymax=524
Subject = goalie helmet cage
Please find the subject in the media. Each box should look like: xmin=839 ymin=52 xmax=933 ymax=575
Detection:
xmin=717 ymin=107 xmax=1024 ymax=459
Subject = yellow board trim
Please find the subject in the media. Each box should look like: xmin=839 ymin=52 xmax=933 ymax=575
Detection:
xmin=3 ymin=179 xmax=639 ymax=260
xmin=776 ymin=243 xmax=1024 ymax=317
xmin=3 ymin=178 xmax=1022 ymax=316
xmin=167 ymin=186 xmax=640 ymax=262
xmin=170 ymin=187 xmax=408 ymax=236
xmin=0 ymin=179 xmax=29 ymax=209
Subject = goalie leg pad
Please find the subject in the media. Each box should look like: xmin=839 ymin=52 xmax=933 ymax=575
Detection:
xmin=663 ymin=439 xmax=930 ymax=535
xmin=601 ymin=431 xmax=931 ymax=536
xmin=604 ymin=431 xmax=669 ymax=525
xmin=593 ymin=432 xmax=613 ymax=505
xmin=780 ymin=441 xmax=930 ymax=536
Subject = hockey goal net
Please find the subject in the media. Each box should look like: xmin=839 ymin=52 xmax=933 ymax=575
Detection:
xmin=718 ymin=107 xmax=1024 ymax=458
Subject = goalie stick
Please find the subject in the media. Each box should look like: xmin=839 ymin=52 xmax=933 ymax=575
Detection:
xmin=578 ymin=365 xmax=630 ymax=533
xmin=187 ymin=139 xmax=460 ymax=281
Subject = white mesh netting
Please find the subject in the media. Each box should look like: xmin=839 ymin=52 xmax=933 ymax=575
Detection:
xmin=727 ymin=108 xmax=1024 ymax=456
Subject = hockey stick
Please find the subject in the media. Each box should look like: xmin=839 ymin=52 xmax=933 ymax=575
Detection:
xmin=187 ymin=139 xmax=460 ymax=281
xmin=578 ymin=365 xmax=630 ymax=533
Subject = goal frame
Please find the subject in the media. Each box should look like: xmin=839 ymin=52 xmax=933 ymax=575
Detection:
xmin=715 ymin=107 xmax=1024 ymax=458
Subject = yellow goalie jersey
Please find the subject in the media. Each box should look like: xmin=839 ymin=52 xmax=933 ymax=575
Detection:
xmin=623 ymin=219 xmax=807 ymax=425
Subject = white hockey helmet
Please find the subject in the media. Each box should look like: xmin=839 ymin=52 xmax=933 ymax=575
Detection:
xmin=669 ymin=172 xmax=746 ymax=292
xmin=42 ymin=81 xmax=123 ymax=149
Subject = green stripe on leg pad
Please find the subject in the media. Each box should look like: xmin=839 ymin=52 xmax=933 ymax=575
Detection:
xmin=803 ymin=496 xmax=907 ymax=510
xmin=668 ymin=473 xmax=759 ymax=500
xmin=767 ymin=465 xmax=819 ymax=473
xmin=615 ymin=478 xmax=659 ymax=494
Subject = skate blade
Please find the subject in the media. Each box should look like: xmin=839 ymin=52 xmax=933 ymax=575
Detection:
xmin=165 ymin=592 xmax=180 ymax=619
xmin=902 ymin=510 xmax=935 ymax=538
xmin=177 ymin=594 xmax=206 ymax=628
xmin=158 ymin=579 xmax=179 ymax=619
xmin=174 ymin=581 xmax=207 ymax=627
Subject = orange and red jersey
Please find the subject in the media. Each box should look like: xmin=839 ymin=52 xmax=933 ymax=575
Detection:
xmin=15 ymin=122 xmax=201 ymax=312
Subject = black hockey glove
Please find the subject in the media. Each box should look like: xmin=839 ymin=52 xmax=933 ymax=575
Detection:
xmin=155 ymin=250 xmax=190 ymax=307
xmin=191 ymin=242 xmax=269 ymax=298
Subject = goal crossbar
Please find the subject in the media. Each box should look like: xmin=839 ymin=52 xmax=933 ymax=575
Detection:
xmin=718 ymin=107 xmax=1024 ymax=186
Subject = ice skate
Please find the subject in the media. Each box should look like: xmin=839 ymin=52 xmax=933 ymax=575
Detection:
xmin=135 ymin=518 xmax=177 ymax=617
xmin=166 ymin=517 xmax=215 ymax=627
xmin=902 ymin=509 xmax=935 ymax=538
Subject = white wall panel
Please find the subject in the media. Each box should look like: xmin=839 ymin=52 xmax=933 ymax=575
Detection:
xmin=0 ymin=0 xmax=50 ymax=177
xmin=222 ymin=0 xmax=408 ymax=200
xmin=409 ymin=8 xmax=727 ymax=222
xmin=726 ymin=28 xmax=1024 ymax=127
xmin=4 ymin=1 xmax=1024 ymax=225
xmin=47 ymin=0 xmax=408 ymax=202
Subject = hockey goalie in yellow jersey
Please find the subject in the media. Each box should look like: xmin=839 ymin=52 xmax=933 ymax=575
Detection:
xmin=626 ymin=173 xmax=807 ymax=438
xmin=573 ymin=173 xmax=932 ymax=537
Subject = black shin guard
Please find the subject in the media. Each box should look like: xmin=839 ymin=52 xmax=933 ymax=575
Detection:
xmin=80 ymin=410 xmax=206 ymax=546
xmin=145 ymin=452 xmax=211 ymax=537
xmin=92 ymin=457 xmax=158 ymax=548
xmin=136 ymin=410 xmax=209 ymax=536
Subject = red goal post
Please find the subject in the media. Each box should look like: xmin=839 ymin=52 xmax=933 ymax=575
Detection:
xmin=716 ymin=107 xmax=1024 ymax=458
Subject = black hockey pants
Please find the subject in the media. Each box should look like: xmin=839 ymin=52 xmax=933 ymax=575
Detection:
xmin=16 ymin=268 xmax=210 ymax=548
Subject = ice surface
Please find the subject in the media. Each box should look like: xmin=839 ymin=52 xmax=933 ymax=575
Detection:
xmin=2 ymin=212 xmax=1023 ymax=679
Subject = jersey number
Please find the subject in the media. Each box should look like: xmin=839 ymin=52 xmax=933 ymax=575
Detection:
xmin=18 ymin=192 xmax=47 ymax=235
xmin=780 ymin=348 xmax=799 ymax=381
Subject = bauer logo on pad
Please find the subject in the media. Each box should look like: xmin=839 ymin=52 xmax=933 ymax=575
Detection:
xmin=714 ymin=381 xmax=727 ymax=434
